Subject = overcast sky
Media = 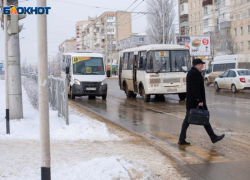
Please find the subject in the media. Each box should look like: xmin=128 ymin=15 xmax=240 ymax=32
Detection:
xmin=0 ymin=0 xmax=178 ymax=65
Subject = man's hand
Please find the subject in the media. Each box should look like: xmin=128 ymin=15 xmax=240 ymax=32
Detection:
xmin=199 ymin=102 xmax=204 ymax=106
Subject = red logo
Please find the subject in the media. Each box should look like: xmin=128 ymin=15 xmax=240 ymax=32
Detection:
xmin=202 ymin=38 xmax=209 ymax=45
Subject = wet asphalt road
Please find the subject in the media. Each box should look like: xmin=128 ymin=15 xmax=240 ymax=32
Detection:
xmin=73 ymin=79 xmax=250 ymax=180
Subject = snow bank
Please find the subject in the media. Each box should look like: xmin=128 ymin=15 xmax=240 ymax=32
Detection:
xmin=52 ymin=156 xmax=154 ymax=180
xmin=0 ymin=80 xmax=118 ymax=141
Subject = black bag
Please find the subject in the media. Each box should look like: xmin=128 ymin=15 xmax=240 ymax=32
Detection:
xmin=187 ymin=106 xmax=210 ymax=126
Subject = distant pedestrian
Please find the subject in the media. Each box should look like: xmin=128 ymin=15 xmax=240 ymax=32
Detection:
xmin=178 ymin=58 xmax=225 ymax=145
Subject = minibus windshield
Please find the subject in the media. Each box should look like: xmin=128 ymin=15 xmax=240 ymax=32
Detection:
xmin=72 ymin=57 xmax=104 ymax=75
xmin=146 ymin=50 xmax=190 ymax=73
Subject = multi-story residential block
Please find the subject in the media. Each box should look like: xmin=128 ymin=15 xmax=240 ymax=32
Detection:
xmin=116 ymin=33 xmax=150 ymax=51
xmin=75 ymin=17 xmax=96 ymax=52
xmin=178 ymin=0 xmax=250 ymax=55
xmin=179 ymin=0 xmax=189 ymax=35
xmin=59 ymin=37 xmax=77 ymax=53
xmin=76 ymin=11 xmax=132 ymax=65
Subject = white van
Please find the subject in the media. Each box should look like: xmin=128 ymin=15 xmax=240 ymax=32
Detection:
xmin=205 ymin=54 xmax=250 ymax=86
xmin=61 ymin=53 xmax=107 ymax=100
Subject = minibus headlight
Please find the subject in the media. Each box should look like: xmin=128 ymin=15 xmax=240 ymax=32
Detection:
xmin=101 ymin=80 xmax=107 ymax=85
xmin=74 ymin=79 xmax=81 ymax=85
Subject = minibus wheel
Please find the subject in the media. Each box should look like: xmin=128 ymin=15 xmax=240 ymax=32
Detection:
xmin=125 ymin=84 xmax=133 ymax=98
xmin=142 ymin=88 xmax=150 ymax=102
xmin=70 ymin=87 xmax=75 ymax=99
xmin=178 ymin=93 xmax=186 ymax=101
xmin=205 ymin=78 xmax=210 ymax=86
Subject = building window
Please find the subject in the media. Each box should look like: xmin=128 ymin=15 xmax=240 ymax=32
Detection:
xmin=234 ymin=0 xmax=236 ymax=6
xmin=204 ymin=19 xmax=208 ymax=28
xmin=248 ymin=9 xmax=250 ymax=17
xmin=199 ymin=12 xmax=201 ymax=21
xmin=241 ymin=27 xmax=243 ymax=35
xmin=200 ymin=24 xmax=201 ymax=31
xmin=221 ymin=0 xmax=226 ymax=7
xmin=194 ymin=2 xmax=196 ymax=8
xmin=107 ymin=16 xmax=114 ymax=20
xmin=190 ymin=27 xmax=192 ymax=33
xmin=234 ymin=28 xmax=237 ymax=36
xmin=199 ymin=0 xmax=200 ymax=6
xmin=195 ymin=26 xmax=197 ymax=32
xmin=181 ymin=4 xmax=184 ymax=11
xmin=204 ymin=6 xmax=208 ymax=15
xmin=234 ymin=14 xmax=237 ymax=21
xmin=248 ymin=25 xmax=250 ymax=33
xmin=190 ymin=3 xmax=192 ymax=9
xmin=223 ymin=13 xmax=225 ymax=20
xmin=234 ymin=43 xmax=237 ymax=51
xmin=190 ymin=15 xmax=192 ymax=22
xmin=241 ymin=42 xmax=244 ymax=51
xmin=240 ymin=0 xmax=243 ymax=3
xmin=139 ymin=37 xmax=144 ymax=42
xmin=195 ymin=13 xmax=197 ymax=21
xmin=240 ymin=12 xmax=243 ymax=20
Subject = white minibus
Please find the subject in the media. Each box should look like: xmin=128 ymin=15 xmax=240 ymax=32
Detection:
xmin=118 ymin=44 xmax=191 ymax=102
xmin=205 ymin=54 xmax=250 ymax=86
xmin=61 ymin=53 xmax=107 ymax=100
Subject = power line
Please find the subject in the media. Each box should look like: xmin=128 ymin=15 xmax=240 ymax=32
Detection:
xmin=51 ymin=0 xmax=119 ymax=11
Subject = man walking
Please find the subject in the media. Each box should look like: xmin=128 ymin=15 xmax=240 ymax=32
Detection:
xmin=178 ymin=59 xmax=225 ymax=145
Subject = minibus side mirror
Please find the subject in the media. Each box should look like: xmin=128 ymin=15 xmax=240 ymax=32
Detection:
xmin=218 ymin=75 xmax=222 ymax=78
xmin=66 ymin=66 xmax=69 ymax=75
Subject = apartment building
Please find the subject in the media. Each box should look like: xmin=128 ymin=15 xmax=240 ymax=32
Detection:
xmin=230 ymin=0 xmax=250 ymax=54
xmin=179 ymin=0 xmax=189 ymax=35
xmin=76 ymin=11 xmax=132 ymax=65
xmin=59 ymin=37 xmax=77 ymax=53
xmin=179 ymin=0 xmax=250 ymax=55
xmin=75 ymin=17 xmax=96 ymax=52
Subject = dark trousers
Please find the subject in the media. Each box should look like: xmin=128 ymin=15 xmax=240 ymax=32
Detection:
xmin=179 ymin=110 xmax=217 ymax=142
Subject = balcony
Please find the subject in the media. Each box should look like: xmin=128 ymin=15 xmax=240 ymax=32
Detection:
xmin=180 ymin=14 xmax=188 ymax=24
xmin=203 ymin=0 xmax=213 ymax=6
xmin=220 ymin=21 xmax=231 ymax=29
xmin=180 ymin=0 xmax=188 ymax=4
xmin=214 ymin=24 xmax=219 ymax=33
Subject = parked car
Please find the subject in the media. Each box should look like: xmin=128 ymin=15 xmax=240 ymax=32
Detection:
xmin=214 ymin=69 xmax=250 ymax=93
xmin=205 ymin=54 xmax=250 ymax=86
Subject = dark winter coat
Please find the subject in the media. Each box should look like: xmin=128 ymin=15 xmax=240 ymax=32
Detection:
xmin=186 ymin=67 xmax=208 ymax=110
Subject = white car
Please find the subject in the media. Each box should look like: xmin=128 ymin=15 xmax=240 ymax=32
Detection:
xmin=214 ymin=69 xmax=250 ymax=93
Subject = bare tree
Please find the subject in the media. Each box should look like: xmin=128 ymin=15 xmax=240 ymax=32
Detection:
xmin=146 ymin=0 xmax=176 ymax=44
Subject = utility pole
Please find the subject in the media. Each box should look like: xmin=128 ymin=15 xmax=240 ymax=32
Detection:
xmin=162 ymin=0 xmax=165 ymax=44
xmin=37 ymin=0 xmax=51 ymax=179
xmin=6 ymin=1 xmax=24 ymax=119
xmin=4 ymin=0 xmax=10 ymax=134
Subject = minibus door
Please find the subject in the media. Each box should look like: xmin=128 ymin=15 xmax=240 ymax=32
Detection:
xmin=119 ymin=56 xmax=123 ymax=89
xmin=133 ymin=55 xmax=138 ymax=93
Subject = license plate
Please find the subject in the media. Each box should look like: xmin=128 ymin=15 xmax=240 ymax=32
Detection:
xmin=167 ymin=89 xmax=177 ymax=92
xmin=86 ymin=87 xmax=96 ymax=91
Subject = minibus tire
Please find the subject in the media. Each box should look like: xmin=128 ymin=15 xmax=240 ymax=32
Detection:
xmin=70 ymin=87 xmax=75 ymax=99
xmin=125 ymin=84 xmax=133 ymax=98
xmin=102 ymin=94 xmax=107 ymax=100
xmin=132 ymin=93 xmax=137 ymax=98
xmin=178 ymin=93 xmax=186 ymax=101
xmin=142 ymin=88 xmax=150 ymax=102
xmin=205 ymin=78 xmax=210 ymax=86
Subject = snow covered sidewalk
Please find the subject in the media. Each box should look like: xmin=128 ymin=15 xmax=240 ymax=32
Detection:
xmin=0 ymin=79 xmax=184 ymax=180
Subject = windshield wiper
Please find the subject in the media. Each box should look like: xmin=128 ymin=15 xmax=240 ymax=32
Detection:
xmin=156 ymin=61 xmax=167 ymax=74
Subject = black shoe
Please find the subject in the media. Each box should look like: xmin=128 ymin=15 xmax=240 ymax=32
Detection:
xmin=212 ymin=134 xmax=225 ymax=144
xmin=178 ymin=140 xmax=191 ymax=145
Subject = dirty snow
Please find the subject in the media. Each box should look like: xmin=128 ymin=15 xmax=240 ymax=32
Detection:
xmin=0 ymin=80 xmax=119 ymax=141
